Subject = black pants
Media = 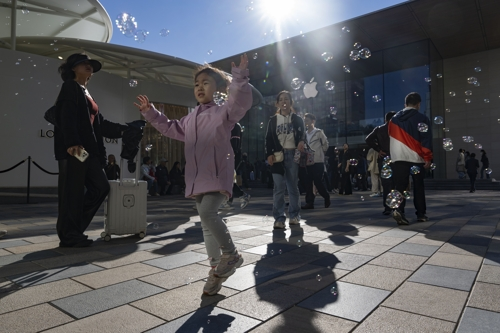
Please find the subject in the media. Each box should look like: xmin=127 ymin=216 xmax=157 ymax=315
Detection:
xmin=339 ymin=171 xmax=352 ymax=195
xmin=392 ymin=161 xmax=426 ymax=216
xmin=468 ymin=172 xmax=477 ymax=191
xmin=57 ymin=156 xmax=110 ymax=246
xmin=378 ymin=158 xmax=394 ymax=211
xmin=356 ymin=173 xmax=368 ymax=191
xmin=158 ymin=181 xmax=169 ymax=195
xmin=305 ymin=163 xmax=330 ymax=204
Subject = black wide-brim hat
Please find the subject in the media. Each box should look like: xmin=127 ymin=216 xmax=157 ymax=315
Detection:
xmin=68 ymin=53 xmax=102 ymax=73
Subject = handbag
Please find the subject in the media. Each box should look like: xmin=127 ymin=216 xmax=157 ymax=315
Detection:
xmin=274 ymin=151 xmax=284 ymax=163
xmin=294 ymin=143 xmax=315 ymax=167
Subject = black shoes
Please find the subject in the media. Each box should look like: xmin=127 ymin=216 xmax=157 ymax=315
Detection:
xmin=325 ymin=197 xmax=331 ymax=208
xmin=301 ymin=203 xmax=314 ymax=210
xmin=417 ymin=215 xmax=429 ymax=222
xmin=392 ymin=209 xmax=410 ymax=225
xmin=59 ymin=239 xmax=93 ymax=248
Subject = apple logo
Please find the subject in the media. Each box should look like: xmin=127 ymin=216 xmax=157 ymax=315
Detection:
xmin=303 ymin=77 xmax=318 ymax=98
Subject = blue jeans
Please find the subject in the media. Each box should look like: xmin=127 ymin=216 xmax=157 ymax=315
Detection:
xmin=272 ymin=150 xmax=301 ymax=222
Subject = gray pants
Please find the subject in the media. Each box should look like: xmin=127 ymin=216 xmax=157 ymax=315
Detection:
xmin=196 ymin=192 xmax=236 ymax=266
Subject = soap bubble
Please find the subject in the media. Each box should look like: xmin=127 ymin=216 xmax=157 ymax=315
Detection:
xmin=372 ymin=95 xmax=382 ymax=103
xmin=424 ymin=77 xmax=432 ymax=83
xmin=213 ymin=91 xmax=228 ymax=106
xmin=410 ymin=166 xmax=420 ymax=174
xmin=446 ymin=108 xmax=451 ymax=113
xmin=342 ymin=26 xmax=350 ymax=33
xmin=484 ymin=99 xmax=490 ymax=103
xmin=449 ymin=91 xmax=456 ymax=97
xmin=353 ymin=42 xmax=362 ymax=49
xmin=226 ymin=20 xmax=233 ymax=24
xmin=290 ymin=78 xmax=302 ymax=90
xmin=437 ymin=74 xmax=443 ymax=78
xmin=443 ymin=127 xmax=450 ymax=132
xmin=207 ymin=50 xmax=213 ymax=55
xmin=381 ymin=166 xmax=393 ymax=179
xmin=359 ymin=48 xmax=371 ymax=59
xmin=465 ymin=90 xmax=472 ymax=96
xmin=145 ymin=144 xmax=153 ymax=151
xmin=325 ymin=81 xmax=335 ymax=91
xmin=467 ymin=77 xmax=477 ymax=84
xmin=349 ymin=159 xmax=358 ymax=166
xmin=153 ymin=223 xmax=159 ymax=230
xmin=383 ymin=156 xmax=392 ymax=165
xmin=474 ymin=82 xmax=480 ymax=87
xmin=485 ymin=168 xmax=493 ymax=175
xmin=465 ymin=99 xmax=471 ymax=104
xmin=474 ymin=143 xmax=482 ymax=149
xmin=474 ymin=67 xmax=482 ymax=72
xmin=245 ymin=6 xmax=253 ymax=11
xmin=316 ymin=274 xmax=322 ymax=281
xmin=279 ymin=249 xmax=282 ymax=255
xmin=21 ymin=6 xmax=29 ymax=14
xmin=252 ymin=53 xmax=258 ymax=60
xmin=321 ymin=52 xmax=333 ymax=61
xmin=270 ymin=249 xmax=274 ymax=255
xmin=134 ymin=30 xmax=149 ymax=43
xmin=115 ymin=13 xmax=137 ymax=37
xmin=259 ymin=122 xmax=264 ymax=129
xmin=129 ymin=79 xmax=138 ymax=87
xmin=386 ymin=190 xmax=404 ymax=209
xmin=262 ymin=215 xmax=269 ymax=223
xmin=186 ymin=277 xmax=193 ymax=285
xmin=430 ymin=163 xmax=436 ymax=170
xmin=349 ymin=50 xmax=360 ymax=61
xmin=343 ymin=65 xmax=350 ymax=73
xmin=329 ymin=107 xmax=337 ymax=115
xmin=159 ymin=28 xmax=170 ymax=37
xmin=330 ymin=286 xmax=337 ymax=295
xmin=462 ymin=136 xmax=474 ymax=143
xmin=297 ymin=240 xmax=302 ymax=247
xmin=443 ymin=138 xmax=454 ymax=151
xmin=357 ymin=174 xmax=363 ymax=179
xmin=361 ymin=196 xmax=364 ymax=201
xmin=418 ymin=123 xmax=428 ymax=132
xmin=255 ymin=271 xmax=259 ymax=276
xmin=403 ymin=191 xmax=411 ymax=200
xmin=354 ymin=91 xmax=359 ymax=97
xmin=433 ymin=116 xmax=443 ymax=124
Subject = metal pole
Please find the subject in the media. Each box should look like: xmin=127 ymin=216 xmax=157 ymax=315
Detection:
xmin=11 ymin=0 xmax=17 ymax=51
xmin=27 ymin=156 xmax=31 ymax=204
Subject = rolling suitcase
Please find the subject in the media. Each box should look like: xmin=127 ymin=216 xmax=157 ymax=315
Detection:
xmin=101 ymin=158 xmax=148 ymax=242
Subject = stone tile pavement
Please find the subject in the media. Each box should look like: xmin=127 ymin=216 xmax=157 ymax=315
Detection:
xmin=1 ymin=189 xmax=500 ymax=332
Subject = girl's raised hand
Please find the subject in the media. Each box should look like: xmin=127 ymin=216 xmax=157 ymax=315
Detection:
xmin=134 ymin=95 xmax=151 ymax=112
xmin=231 ymin=53 xmax=248 ymax=71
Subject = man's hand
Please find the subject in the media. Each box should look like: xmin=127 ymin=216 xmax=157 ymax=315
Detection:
xmin=267 ymin=155 xmax=275 ymax=166
xmin=67 ymin=145 xmax=83 ymax=157
xmin=424 ymin=161 xmax=431 ymax=169
xmin=297 ymin=141 xmax=305 ymax=152
xmin=378 ymin=150 xmax=387 ymax=158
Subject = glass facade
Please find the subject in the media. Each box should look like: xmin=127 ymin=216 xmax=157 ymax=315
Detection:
xmin=239 ymin=39 xmax=444 ymax=176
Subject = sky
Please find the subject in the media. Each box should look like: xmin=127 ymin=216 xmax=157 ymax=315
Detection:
xmin=100 ymin=0 xmax=408 ymax=64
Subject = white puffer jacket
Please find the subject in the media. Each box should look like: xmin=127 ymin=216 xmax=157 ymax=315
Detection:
xmin=305 ymin=128 xmax=329 ymax=164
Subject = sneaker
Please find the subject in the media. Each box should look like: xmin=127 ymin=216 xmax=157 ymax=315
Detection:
xmin=369 ymin=192 xmax=380 ymax=197
xmin=0 ymin=230 xmax=6 ymax=238
xmin=417 ymin=215 xmax=429 ymax=222
xmin=289 ymin=217 xmax=300 ymax=225
xmin=203 ymin=268 xmax=227 ymax=296
xmin=324 ymin=196 xmax=331 ymax=208
xmin=219 ymin=202 xmax=234 ymax=210
xmin=213 ymin=251 xmax=243 ymax=278
xmin=239 ymin=194 xmax=251 ymax=209
xmin=154 ymin=193 xmax=160 ymax=196
xmin=392 ymin=209 xmax=410 ymax=225
xmin=273 ymin=220 xmax=285 ymax=229
xmin=301 ymin=203 xmax=314 ymax=210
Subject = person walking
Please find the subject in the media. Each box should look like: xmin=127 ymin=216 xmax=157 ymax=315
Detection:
xmin=301 ymin=113 xmax=330 ymax=209
xmin=365 ymin=111 xmax=396 ymax=215
xmin=156 ymin=158 xmax=170 ymax=195
xmin=134 ymin=54 xmax=251 ymax=296
xmin=466 ymin=153 xmax=480 ymax=192
xmin=338 ymin=143 xmax=353 ymax=195
xmin=104 ymin=154 xmax=120 ymax=180
xmin=53 ymin=53 xmax=126 ymax=248
xmin=367 ymin=148 xmax=381 ymax=197
xmin=480 ymin=150 xmax=490 ymax=179
xmin=388 ymin=92 xmax=433 ymax=225
xmin=456 ymin=149 xmax=466 ymax=179
xmin=265 ymin=91 xmax=306 ymax=229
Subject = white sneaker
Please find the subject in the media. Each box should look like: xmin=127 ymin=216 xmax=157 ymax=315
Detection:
xmin=369 ymin=192 xmax=379 ymax=197
xmin=0 ymin=230 xmax=6 ymax=238
xmin=289 ymin=217 xmax=300 ymax=225
xmin=239 ymin=194 xmax=251 ymax=209
xmin=273 ymin=221 xmax=285 ymax=229
xmin=203 ymin=268 xmax=227 ymax=296
xmin=219 ymin=202 xmax=234 ymax=210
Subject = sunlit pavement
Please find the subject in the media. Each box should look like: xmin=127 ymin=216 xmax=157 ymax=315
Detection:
xmin=0 ymin=189 xmax=499 ymax=332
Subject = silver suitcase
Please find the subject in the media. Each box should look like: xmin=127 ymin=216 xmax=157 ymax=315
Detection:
xmin=101 ymin=159 xmax=148 ymax=242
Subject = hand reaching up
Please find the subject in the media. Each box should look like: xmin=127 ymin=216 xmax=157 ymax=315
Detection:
xmin=231 ymin=53 xmax=248 ymax=72
xmin=134 ymin=95 xmax=151 ymax=112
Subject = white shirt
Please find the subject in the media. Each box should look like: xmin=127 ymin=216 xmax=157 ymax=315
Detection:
xmin=276 ymin=114 xmax=295 ymax=149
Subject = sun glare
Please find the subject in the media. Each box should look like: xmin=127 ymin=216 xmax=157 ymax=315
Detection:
xmin=260 ymin=0 xmax=296 ymax=23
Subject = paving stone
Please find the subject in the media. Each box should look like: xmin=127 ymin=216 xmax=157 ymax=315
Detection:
xmin=10 ymin=262 xmax=104 ymax=287
xmin=468 ymin=282 xmax=500 ymax=312
xmin=0 ymin=279 xmax=91 ymax=315
xmin=44 ymin=305 xmax=164 ymax=333
xmin=0 ymin=303 xmax=73 ymax=333
xmin=149 ymin=242 xmax=206 ymax=255
xmin=378 ymin=229 xmax=418 ymax=238
xmin=0 ymin=240 xmax=32 ymax=249
xmin=290 ymin=243 xmax=348 ymax=256
xmin=0 ymin=249 xmax=10 ymax=256
xmin=449 ymin=236 xmax=491 ymax=247
xmin=318 ymin=235 xmax=365 ymax=246
xmin=227 ymin=225 xmax=259 ymax=232
xmin=33 ymin=250 xmax=113 ymax=269
xmin=145 ymin=306 xmax=261 ymax=333
xmin=362 ymin=235 xmax=405 ymax=246
xmin=299 ymin=281 xmax=390 ymax=322
xmin=477 ymin=265 xmax=500 ymax=285
xmin=389 ymin=242 xmax=439 ymax=257
xmin=340 ymin=243 xmax=392 ymax=256
xmin=235 ymin=235 xmax=278 ymax=246
xmin=230 ymin=229 xmax=270 ymax=239
xmin=483 ymin=252 xmax=500 ymax=266
xmin=72 ymin=262 xmax=164 ymax=289
xmin=344 ymin=229 xmax=382 ymax=239
xmin=249 ymin=306 xmax=356 ymax=333
xmin=409 ymin=264 xmax=477 ymax=291
xmin=340 ymin=264 xmax=412 ymax=291
xmin=219 ymin=282 xmax=313 ymax=321
xmin=353 ymin=306 xmax=455 ymax=333
xmin=456 ymin=307 xmax=500 ymax=333
xmin=305 ymin=230 xmax=343 ymax=239
xmin=405 ymin=235 xmax=445 ymax=246
xmin=0 ymin=262 xmax=46 ymax=278
xmin=426 ymin=252 xmax=482 ymax=271
xmin=4 ymin=241 xmax=61 ymax=254
xmin=382 ymin=281 xmax=468 ymax=322
xmin=91 ymin=251 xmax=163 ymax=269
xmin=488 ymin=239 xmax=500 ymax=253
xmin=256 ymin=251 xmax=319 ymax=271
xmin=139 ymin=263 xmax=210 ymax=290
xmin=311 ymin=252 xmax=373 ymax=271
xmin=0 ymin=249 xmax=62 ymax=266
xmin=143 ymin=251 xmax=207 ymax=270
xmin=270 ymin=264 xmax=349 ymax=291
xmin=243 ymin=242 xmax=299 ymax=256
xmin=51 ymin=279 xmax=165 ymax=319
xmin=98 ymin=242 xmax=162 ymax=255
xmin=132 ymin=281 xmax=238 ymax=321
xmin=438 ymin=243 xmax=488 ymax=257
xmin=222 ymin=263 xmax=285 ymax=291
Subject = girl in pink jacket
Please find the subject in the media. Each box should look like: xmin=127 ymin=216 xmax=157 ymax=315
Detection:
xmin=134 ymin=54 xmax=252 ymax=296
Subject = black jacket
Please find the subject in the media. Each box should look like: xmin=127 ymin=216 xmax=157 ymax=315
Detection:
xmin=339 ymin=149 xmax=353 ymax=172
xmin=155 ymin=165 xmax=169 ymax=183
xmin=231 ymin=123 xmax=242 ymax=168
xmin=53 ymin=80 xmax=125 ymax=166
xmin=365 ymin=123 xmax=390 ymax=156
xmin=465 ymin=157 xmax=480 ymax=174
xmin=481 ymin=153 xmax=489 ymax=168
xmin=265 ymin=113 xmax=305 ymax=174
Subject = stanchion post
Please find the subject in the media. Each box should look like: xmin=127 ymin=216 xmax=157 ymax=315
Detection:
xmin=27 ymin=156 xmax=31 ymax=204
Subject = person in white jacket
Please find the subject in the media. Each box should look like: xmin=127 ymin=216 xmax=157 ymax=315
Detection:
xmin=367 ymin=148 xmax=382 ymax=197
xmin=301 ymin=113 xmax=331 ymax=209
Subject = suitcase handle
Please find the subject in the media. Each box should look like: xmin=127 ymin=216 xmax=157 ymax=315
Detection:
xmin=119 ymin=153 xmax=141 ymax=187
